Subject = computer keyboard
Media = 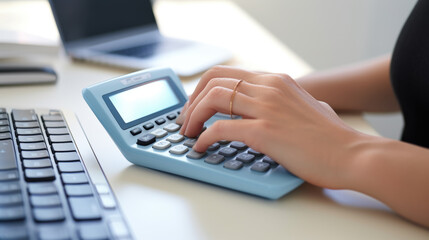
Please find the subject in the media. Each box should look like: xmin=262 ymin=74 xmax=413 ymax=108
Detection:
xmin=0 ymin=108 xmax=132 ymax=240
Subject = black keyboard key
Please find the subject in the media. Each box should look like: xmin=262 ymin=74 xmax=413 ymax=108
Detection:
xmin=19 ymin=142 xmax=47 ymax=151
xmin=64 ymin=184 xmax=93 ymax=196
xmin=49 ymin=134 xmax=72 ymax=143
xmin=204 ymin=153 xmax=225 ymax=165
xmin=57 ymin=162 xmax=84 ymax=173
xmin=18 ymin=134 xmax=44 ymax=143
xmin=52 ymin=142 xmax=75 ymax=152
xmin=15 ymin=121 xmax=39 ymax=128
xmin=0 ymin=170 xmax=18 ymax=181
xmin=0 ymin=132 xmax=11 ymax=140
xmin=46 ymin=128 xmax=68 ymax=135
xmin=21 ymin=150 xmax=49 ymax=159
xmin=25 ymin=168 xmax=55 ymax=182
xmin=218 ymin=147 xmax=238 ymax=157
xmin=0 ymin=126 xmax=10 ymax=133
xmin=23 ymin=158 xmax=52 ymax=168
xmin=0 ymin=120 xmax=9 ymax=126
xmin=16 ymin=128 xmax=41 ymax=135
xmin=33 ymin=207 xmax=65 ymax=222
xmin=0 ymin=140 xmax=17 ymax=170
xmin=55 ymin=152 xmax=80 ymax=162
xmin=79 ymin=222 xmax=108 ymax=240
xmin=155 ymin=118 xmax=166 ymax=125
xmin=0 ymin=113 xmax=7 ymax=120
xmin=0 ymin=181 xmax=20 ymax=193
xmin=11 ymin=109 xmax=37 ymax=122
xmin=0 ymin=222 xmax=28 ymax=239
xmin=44 ymin=121 xmax=66 ymax=128
xmin=251 ymin=162 xmax=270 ymax=173
xmin=38 ymin=225 xmax=71 ymax=240
xmin=61 ymin=172 xmax=88 ymax=184
xmin=30 ymin=194 xmax=61 ymax=207
xmin=28 ymin=182 xmax=57 ymax=195
xmin=230 ymin=141 xmax=248 ymax=150
xmin=0 ymin=193 xmax=22 ymax=206
xmin=236 ymin=153 xmax=256 ymax=164
xmin=137 ymin=133 xmax=156 ymax=146
xmin=130 ymin=127 xmax=142 ymax=136
xmin=42 ymin=114 xmax=64 ymax=122
xmin=69 ymin=196 xmax=101 ymax=220
xmin=0 ymin=206 xmax=25 ymax=221
xmin=143 ymin=122 xmax=154 ymax=130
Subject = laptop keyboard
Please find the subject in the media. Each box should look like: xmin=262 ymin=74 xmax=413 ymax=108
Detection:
xmin=0 ymin=108 xmax=131 ymax=240
xmin=110 ymin=39 xmax=190 ymax=58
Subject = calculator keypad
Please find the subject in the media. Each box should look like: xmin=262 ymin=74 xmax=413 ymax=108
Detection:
xmin=133 ymin=111 xmax=280 ymax=174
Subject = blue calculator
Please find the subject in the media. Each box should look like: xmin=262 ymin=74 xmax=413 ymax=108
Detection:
xmin=83 ymin=68 xmax=303 ymax=199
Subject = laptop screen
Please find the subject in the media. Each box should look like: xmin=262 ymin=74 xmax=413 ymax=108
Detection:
xmin=49 ymin=0 xmax=157 ymax=43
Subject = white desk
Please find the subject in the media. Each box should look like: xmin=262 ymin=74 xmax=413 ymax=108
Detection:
xmin=1 ymin=1 xmax=428 ymax=239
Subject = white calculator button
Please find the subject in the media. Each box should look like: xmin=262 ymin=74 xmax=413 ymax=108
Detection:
xmin=169 ymin=145 xmax=189 ymax=155
xmin=166 ymin=134 xmax=184 ymax=143
xmin=163 ymin=123 xmax=181 ymax=132
xmin=152 ymin=140 xmax=171 ymax=150
xmin=151 ymin=129 xmax=168 ymax=138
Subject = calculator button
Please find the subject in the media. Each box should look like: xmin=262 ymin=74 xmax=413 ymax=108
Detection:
xmin=166 ymin=134 xmax=184 ymax=143
xmin=204 ymin=154 xmax=225 ymax=165
xmin=248 ymin=148 xmax=264 ymax=157
xmin=183 ymin=138 xmax=197 ymax=148
xmin=236 ymin=153 xmax=255 ymax=164
xmin=130 ymin=127 xmax=142 ymax=136
xmin=262 ymin=156 xmax=279 ymax=167
xmin=137 ymin=134 xmax=156 ymax=146
xmin=251 ymin=162 xmax=270 ymax=172
xmin=207 ymin=142 xmax=220 ymax=151
xmin=166 ymin=114 xmax=176 ymax=120
xmin=223 ymin=160 xmax=243 ymax=170
xmin=143 ymin=123 xmax=154 ymax=130
xmin=163 ymin=123 xmax=181 ymax=132
xmin=230 ymin=141 xmax=248 ymax=150
xmin=169 ymin=145 xmax=188 ymax=155
xmin=155 ymin=118 xmax=166 ymax=125
xmin=186 ymin=150 xmax=206 ymax=159
xmin=218 ymin=147 xmax=238 ymax=157
xmin=150 ymin=129 xmax=168 ymax=138
xmin=218 ymin=140 xmax=230 ymax=145
xmin=152 ymin=140 xmax=171 ymax=150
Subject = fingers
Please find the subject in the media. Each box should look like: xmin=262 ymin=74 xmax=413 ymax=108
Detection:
xmin=193 ymin=119 xmax=256 ymax=152
xmin=181 ymin=87 xmax=259 ymax=137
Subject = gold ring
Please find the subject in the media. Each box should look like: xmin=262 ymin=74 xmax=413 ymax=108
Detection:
xmin=230 ymin=79 xmax=243 ymax=119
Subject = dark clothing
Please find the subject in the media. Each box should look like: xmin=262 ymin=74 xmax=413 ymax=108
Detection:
xmin=391 ymin=0 xmax=429 ymax=148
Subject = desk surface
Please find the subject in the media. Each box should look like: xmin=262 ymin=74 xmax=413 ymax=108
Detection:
xmin=1 ymin=0 xmax=428 ymax=239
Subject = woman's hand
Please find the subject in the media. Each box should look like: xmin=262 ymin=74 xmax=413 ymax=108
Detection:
xmin=176 ymin=65 xmax=371 ymax=189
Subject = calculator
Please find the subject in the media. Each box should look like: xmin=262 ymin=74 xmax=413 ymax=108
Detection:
xmin=83 ymin=68 xmax=303 ymax=199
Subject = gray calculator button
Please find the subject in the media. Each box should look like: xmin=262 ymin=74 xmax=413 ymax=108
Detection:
xmin=169 ymin=145 xmax=188 ymax=155
xmin=218 ymin=147 xmax=237 ymax=157
xmin=163 ymin=123 xmax=181 ymax=132
xmin=251 ymin=162 xmax=270 ymax=172
xmin=236 ymin=153 xmax=255 ymax=164
xmin=262 ymin=156 xmax=279 ymax=166
xmin=183 ymin=138 xmax=197 ymax=148
xmin=137 ymin=134 xmax=156 ymax=146
xmin=230 ymin=141 xmax=248 ymax=150
xmin=207 ymin=142 xmax=220 ymax=151
xmin=155 ymin=118 xmax=166 ymax=125
xmin=166 ymin=114 xmax=176 ymax=120
xmin=130 ymin=127 xmax=142 ymax=136
xmin=143 ymin=123 xmax=154 ymax=130
xmin=186 ymin=150 xmax=206 ymax=159
xmin=151 ymin=129 xmax=168 ymax=138
xmin=248 ymin=148 xmax=264 ymax=157
xmin=166 ymin=134 xmax=184 ymax=143
xmin=218 ymin=140 xmax=230 ymax=145
xmin=224 ymin=160 xmax=243 ymax=170
xmin=152 ymin=140 xmax=171 ymax=150
xmin=204 ymin=154 xmax=225 ymax=165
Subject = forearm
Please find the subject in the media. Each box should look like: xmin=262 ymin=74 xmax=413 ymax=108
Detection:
xmin=297 ymin=55 xmax=399 ymax=112
xmin=344 ymin=135 xmax=429 ymax=227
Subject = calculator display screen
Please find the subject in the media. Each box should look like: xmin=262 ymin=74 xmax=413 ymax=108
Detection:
xmin=106 ymin=78 xmax=183 ymax=129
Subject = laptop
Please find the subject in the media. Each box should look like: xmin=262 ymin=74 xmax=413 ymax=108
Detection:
xmin=48 ymin=0 xmax=231 ymax=77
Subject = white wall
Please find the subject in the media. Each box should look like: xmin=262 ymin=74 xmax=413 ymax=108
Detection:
xmin=230 ymin=0 xmax=417 ymax=139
